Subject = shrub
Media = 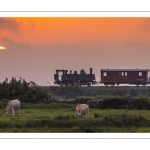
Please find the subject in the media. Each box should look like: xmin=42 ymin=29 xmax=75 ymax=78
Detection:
xmin=0 ymin=77 xmax=56 ymax=103
xmin=75 ymin=96 xmax=92 ymax=104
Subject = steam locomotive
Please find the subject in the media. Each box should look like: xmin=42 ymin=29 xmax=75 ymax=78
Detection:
xmin=54 ymin=68 xmax=150 ymax=86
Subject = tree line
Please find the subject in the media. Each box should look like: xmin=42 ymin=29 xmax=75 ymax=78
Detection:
xmin=0 ymin=77 xmax=55 ymax=103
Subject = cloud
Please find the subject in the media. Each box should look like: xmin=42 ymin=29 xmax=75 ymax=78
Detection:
xmin=0 ymin=37 xmax=31 ymax=50
xmin=0 ymin=18 xmax=19 ymax=32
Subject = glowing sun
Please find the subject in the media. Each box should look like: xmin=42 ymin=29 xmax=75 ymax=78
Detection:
xmin=0 ymin=46 xmax=6 ymax=50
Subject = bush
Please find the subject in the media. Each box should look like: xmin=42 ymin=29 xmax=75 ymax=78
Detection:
xmin=75 ymin=96 xmax=92 ymax=104
xmin=0 ymin=99 xmax=9 ymax=109
xmin=0 ymin=77 xmax=56 ymax=103
xmin=73 ymin=95 xmax=150 ymax=110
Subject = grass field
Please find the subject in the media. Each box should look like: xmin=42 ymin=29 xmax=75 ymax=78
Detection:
xmin=1 ymin=108 xmax=150 ymax=133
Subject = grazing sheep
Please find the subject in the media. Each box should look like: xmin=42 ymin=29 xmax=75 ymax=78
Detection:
xmin=75 ymin=104 xmax=89 ymax=118
xmin=3 ymin=99 xmax=21 ymax=116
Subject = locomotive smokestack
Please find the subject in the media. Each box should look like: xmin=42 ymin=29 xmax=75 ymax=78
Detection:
xmin=90 ymin=68 xmax=92 ymax=74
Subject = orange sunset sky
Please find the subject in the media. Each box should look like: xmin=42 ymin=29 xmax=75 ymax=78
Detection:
xmin=1 ymin=17 xmax=150 ymax=85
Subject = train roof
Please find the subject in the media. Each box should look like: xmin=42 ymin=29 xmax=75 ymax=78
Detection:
xmin=101 ymin=69 xmax=149 ymax=72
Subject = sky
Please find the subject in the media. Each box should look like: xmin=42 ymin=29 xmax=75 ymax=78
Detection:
xmin=1 ymin=17 xmax=150 ymax=85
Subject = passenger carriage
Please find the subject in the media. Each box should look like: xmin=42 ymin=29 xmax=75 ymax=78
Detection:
xmin=100 ymin=68 xmax=149 ymax=86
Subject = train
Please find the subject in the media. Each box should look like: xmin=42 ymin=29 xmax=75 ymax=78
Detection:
xmin=54 ymin=68 xmax=150 ymax=86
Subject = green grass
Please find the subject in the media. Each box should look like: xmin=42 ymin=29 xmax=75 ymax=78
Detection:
xmin=1 ymin=108 xmax=150 ymax=132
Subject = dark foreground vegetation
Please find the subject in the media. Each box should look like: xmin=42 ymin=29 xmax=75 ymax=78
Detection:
xmin=1 ymin=78 xmax=150 ymax=132
xmin=1 ymin=108 xmax=150 ymax=132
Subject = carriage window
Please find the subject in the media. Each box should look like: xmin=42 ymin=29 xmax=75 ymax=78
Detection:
xmin=121 ymin=72 xmax=124 ymax=76
xmin=139 ymin=72 xmax=142 ymax=76
xmin=103 ymin=72 xmax=107 ymax=76
xmin=125 ymin=72 xmax=127 ymax=76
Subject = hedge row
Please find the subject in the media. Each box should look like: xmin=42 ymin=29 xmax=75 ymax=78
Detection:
xmin=74 ymin=95 xmax=150 ymax=110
